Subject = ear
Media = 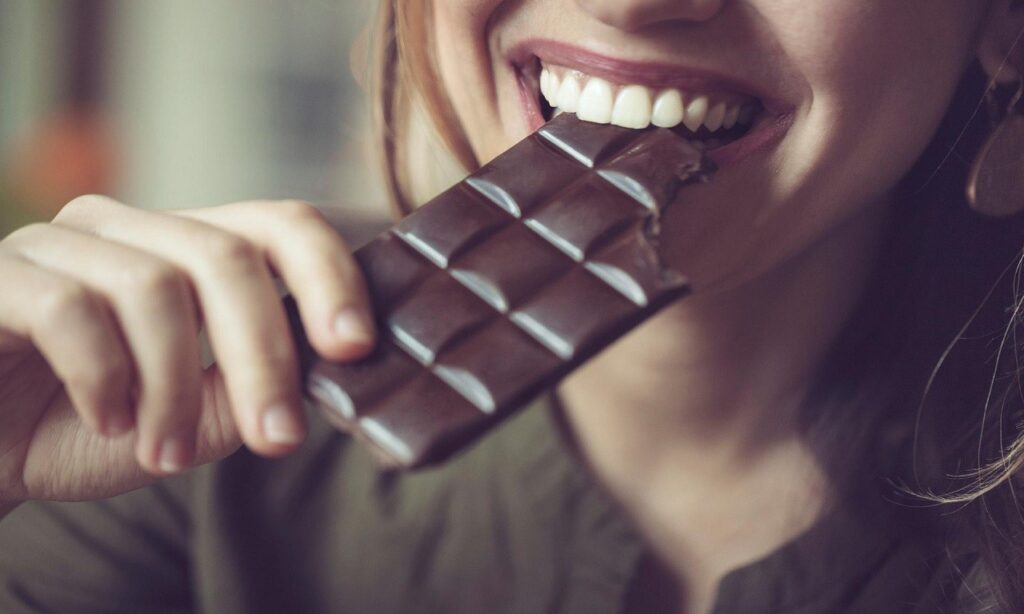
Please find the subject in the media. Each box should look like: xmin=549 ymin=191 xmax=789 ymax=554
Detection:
xmin=977 ymin=0 xmax=1024 ymax=84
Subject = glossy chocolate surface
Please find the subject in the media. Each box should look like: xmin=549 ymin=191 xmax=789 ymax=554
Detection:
xmin=295 ymin=115 xmax=713 ymax=469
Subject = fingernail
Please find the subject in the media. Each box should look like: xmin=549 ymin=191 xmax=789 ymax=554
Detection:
xmin=333 ymin=307 xmax=374 ymax=345
xmin=158 ymin=436 xmax=191 ymax=474
xmin=262 ymin=405 xmax=304 ymax=445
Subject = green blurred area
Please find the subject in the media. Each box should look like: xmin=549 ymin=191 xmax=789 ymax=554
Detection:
xmin=0 ymin=184 xmax=39 ymax=237
xmin=0 ymin=0 xmax=384 ymax=239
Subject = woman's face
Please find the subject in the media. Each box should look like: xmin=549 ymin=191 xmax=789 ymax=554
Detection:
xmin=431 ymin=0 xmax=995 ymax=291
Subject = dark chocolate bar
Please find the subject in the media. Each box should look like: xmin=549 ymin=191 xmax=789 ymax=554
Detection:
xmin=295 ymin=115 xmax=713 ymax=469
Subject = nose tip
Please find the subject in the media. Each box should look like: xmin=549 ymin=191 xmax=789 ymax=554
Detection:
xmin=577 ymin=0 xmax=726 ymax=31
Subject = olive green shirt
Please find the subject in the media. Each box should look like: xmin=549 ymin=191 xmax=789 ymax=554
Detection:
xmin=0 ymin=395 xmax=999 ymax=613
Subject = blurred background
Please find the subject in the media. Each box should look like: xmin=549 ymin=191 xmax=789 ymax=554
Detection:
xmin=0 ymin=0 xmax=387 ymax=239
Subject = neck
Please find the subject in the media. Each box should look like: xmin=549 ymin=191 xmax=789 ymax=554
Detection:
xmin=552 ymin=200 xmax=888 ymax=581
xmin=557 ymin=202 xmax=889 ymax=504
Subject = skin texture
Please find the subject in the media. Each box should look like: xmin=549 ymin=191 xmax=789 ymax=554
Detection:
xmin=0 ymin=0 xmax=1020 ymax=611
xmin=432 ymin=0 xmax=1024 ymax=611
xmin=435 ymin=0 xmax=990 ymax=290
xmin=0 ymin=198 xmax=376 ymax=504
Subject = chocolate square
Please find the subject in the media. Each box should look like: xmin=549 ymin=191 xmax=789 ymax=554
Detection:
xmin=510 ymin=267 xmax=636 ymax=360
xmin=308 ymin=343 xmax=420 ymax=420
xmin=355 ymin=234 xmax=433 ymax=310
xmin=394 ymin=184 xmax=509 ymax=268
xmin=598 ymin=130 xmax=707 ymax=210
xmin=358 ymin=374 xmax=489 ymax=467
xmin=466 ymin=135 xmax=585 ymax=217
xmin=450 ymin=224 xmax=573 ymax=312
xmin=537 ymin=118 xmax=638 ymax=168
xmin=433 ymin=319 xmax=563 ymax=414
xmin=525 ymin=176 xmax=644 ymax=261
xmin=584 ymin=224 xmax=690 ymax=307
xmin=387 ymin=275 xmax=495 ymax=364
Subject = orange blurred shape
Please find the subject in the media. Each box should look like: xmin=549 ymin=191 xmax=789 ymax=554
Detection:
xmin=4 ymin=107 xmax=117 ymax=218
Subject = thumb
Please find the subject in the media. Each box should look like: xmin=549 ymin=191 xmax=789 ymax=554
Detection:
xmin=19 ymin=370 xmax=243 ymax=503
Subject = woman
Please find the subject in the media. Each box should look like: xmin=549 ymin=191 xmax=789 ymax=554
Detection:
xmin=1 ymin=0 xmax=1023 ymax=612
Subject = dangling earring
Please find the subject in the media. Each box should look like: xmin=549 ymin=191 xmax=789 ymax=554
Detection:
xmin=967 ymin=74 xmax=1024 ymax=218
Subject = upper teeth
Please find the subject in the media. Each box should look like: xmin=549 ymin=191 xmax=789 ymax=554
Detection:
xmin=540 ymin=66 xmax=756 ymax=133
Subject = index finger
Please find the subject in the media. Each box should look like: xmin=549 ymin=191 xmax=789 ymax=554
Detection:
xmin=176 ymin=201 xmax=377 ymax=362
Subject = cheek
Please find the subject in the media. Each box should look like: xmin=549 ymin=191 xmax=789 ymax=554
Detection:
xmin=661 ymin=1 xmax=987 ymax=290
xmin=776 ymin=0 xmax=982 ymax=201
xmin=433 ymin=0 xmax=498 ymax=89
xmin=435 ymin=0 xmax=503 ymax=23
xmin=433 ymin=0 xmax=510 ymax=160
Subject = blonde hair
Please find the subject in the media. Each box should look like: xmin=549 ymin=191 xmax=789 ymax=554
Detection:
xmin=369 ymin=1 xmax=476 ymax=217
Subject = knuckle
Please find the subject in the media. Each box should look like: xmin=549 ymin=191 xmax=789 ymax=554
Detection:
xmin=37 ymin=281 xmax=99 ymax=325
xmin=120 ymin=262 xmax=187 ymax=298
xmin=66 ymin=354 xmax=130 ymax=395
xmin=136 ymin=342 xmax=202 ymax=413
xmin=264 ymin=340 xmax=298 ymax=367
xmin=2 ymin=222 xmax=48 ymax=246
xmin=273 ymin=199 xmax=324 ymax=224
xmin=236 ymin=345 xmax=296 ymax=389
xmin=55 ymin=194 xmax=117 ymax=222
xmin=141 ymin=376 xmax=200 ymax=421
xmin=200 ymin=234 xmax=260 ymax=270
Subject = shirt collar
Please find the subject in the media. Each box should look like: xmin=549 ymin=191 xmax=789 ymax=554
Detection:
xmin=501 ymin=391 xmax=903 ymax=614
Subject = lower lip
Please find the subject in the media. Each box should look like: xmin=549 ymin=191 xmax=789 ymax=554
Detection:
xmin=514 ymin=69 xmax=792 ymax=170
xmin=706 ymin=112 xmax=793 ymax=168
xmin=516 ymin=68 xmax=548 ymax=131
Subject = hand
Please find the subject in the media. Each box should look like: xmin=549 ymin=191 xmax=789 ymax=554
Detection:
xmin=0 ymin=196 xmax=375 ymax=505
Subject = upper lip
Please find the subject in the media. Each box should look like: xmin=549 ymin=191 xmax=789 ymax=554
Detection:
xmin=509 ymin=39 xmax=790 ymax=116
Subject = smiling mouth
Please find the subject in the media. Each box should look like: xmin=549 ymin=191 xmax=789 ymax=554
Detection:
xmin=515 ymin=55 xmax=775 ymax=154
